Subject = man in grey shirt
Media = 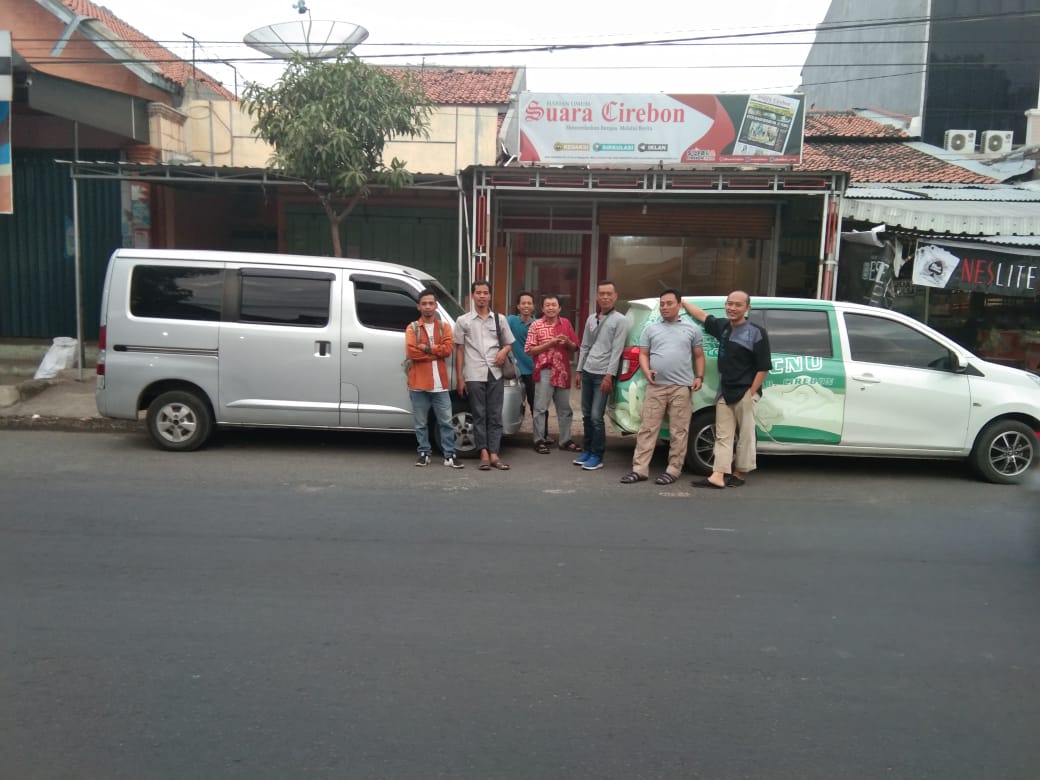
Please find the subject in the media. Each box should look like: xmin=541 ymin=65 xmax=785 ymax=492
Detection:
xmin=620 ymin=288 xmax=705 ymax=486
xmin=573 ymin=280 xmax=629 ymax=471
xmin=455 ymin=280 xmax=514 ymax=470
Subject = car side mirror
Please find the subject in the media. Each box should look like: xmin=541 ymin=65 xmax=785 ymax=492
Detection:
xmin=950 ymin=351 xmax=967 ymax=373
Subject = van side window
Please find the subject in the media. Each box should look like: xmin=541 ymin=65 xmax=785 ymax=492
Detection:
xmin=239 ymin=274 xmax=331 ymax=327
xmin=844 ymin=313 xmax=951 ymax=370
xmin=130 ymin=266 xmax=223 ymax=321
xmin=756 ymin=309 xmax=832 ymax=358
xmin=353 ymin=278 xmax=418 ymax=331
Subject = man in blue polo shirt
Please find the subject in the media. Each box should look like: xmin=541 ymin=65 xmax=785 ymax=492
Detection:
xmin=683 ymin=291 xmax=772 ymax=489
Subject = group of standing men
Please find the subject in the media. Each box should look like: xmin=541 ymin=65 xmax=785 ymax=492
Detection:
xmin=618 ymin=289 xmax=772 ymax=489
xmin=506 ymin=280 xmax=631 ymax=472
xmin=405 ymin=281 xmax=513 ymax=471
xmin=405 ymin=279 xmax=772 ymax=490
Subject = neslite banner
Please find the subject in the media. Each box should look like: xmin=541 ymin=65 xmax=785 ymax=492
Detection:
xmin=518 ymin=92 xmax=805 ymax=166
xmin=915 ymin=241 xmax=1039 ymax=298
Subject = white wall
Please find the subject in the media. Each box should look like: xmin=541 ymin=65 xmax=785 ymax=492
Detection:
xmin=172 ymin=100 xmax=501 ymax=172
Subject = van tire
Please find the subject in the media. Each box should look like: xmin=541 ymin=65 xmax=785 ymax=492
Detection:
xmin=970 ymin=419 xmax=1036 ymax=484
xmin=684 ymin=408 xmax=717 ymax=476
xmin=444 ymin=398 xmax=478 ymax=459
xmin=146 ymin=390 xmax=213 ymax=452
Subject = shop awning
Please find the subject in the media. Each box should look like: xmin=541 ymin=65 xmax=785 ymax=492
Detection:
xmin=844 ymin=185 xmax=1040 ymax=236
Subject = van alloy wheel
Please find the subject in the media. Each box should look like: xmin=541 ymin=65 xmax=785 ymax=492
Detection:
xmin=448 ymin=403 xmax=479 ymax=458
xmin=146 ymin=390 xmax=213 ymax=452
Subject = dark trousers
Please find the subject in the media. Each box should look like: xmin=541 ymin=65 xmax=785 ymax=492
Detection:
xmin=580 ymin=370 xmax=609 ymax=457
xmin=467 ymin=374 xmax=504 ymax=454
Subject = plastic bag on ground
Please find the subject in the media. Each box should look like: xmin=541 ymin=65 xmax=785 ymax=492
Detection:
xmin=34 ymin=337 xmax=78 ymax=379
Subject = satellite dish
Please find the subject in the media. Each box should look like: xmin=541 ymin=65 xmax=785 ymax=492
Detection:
xmin=244 ymin=19 xmax=369 ymax=59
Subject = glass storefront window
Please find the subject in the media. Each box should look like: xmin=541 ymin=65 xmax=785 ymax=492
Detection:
xmin=928 ymin=289 xmax=1040 ymax=371
xmin=606 ymin=236 xmax=769 ymax=300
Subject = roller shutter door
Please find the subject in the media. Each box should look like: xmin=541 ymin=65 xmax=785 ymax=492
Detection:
xmin=597 ymin=205 xmax=773 ymax=239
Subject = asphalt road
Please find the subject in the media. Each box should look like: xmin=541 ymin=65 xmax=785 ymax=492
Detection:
xmin=2 ymin=429 xmax=1039 ymax=779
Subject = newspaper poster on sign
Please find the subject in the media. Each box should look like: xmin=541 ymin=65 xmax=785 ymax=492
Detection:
xmin=912 ymin=245 xmax=960 ymax=288
xmin=732 ymin=94 xmax=801 ymax=157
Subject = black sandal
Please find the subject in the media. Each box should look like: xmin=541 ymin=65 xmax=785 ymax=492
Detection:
xmin=619 ymin=471 xmax=648 ymax=484
xmin=535 ymin=441 xmax=551 ymax=454
xmin=559 ymin=440 xmax=581 ymax=452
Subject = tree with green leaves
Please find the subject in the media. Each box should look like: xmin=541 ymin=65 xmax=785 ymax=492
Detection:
xmin=243 ymin=54 xmax=433 ymax=257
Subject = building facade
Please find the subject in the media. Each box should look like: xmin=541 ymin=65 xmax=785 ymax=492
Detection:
xmin=800 ymin=0 xmax=1040 ymax=149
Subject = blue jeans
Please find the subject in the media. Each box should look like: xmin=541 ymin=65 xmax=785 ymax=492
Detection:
xmin=410 ymin=390 xmax=455 ymax=456
xmin=580 ymin=370 xmax=609 ymax=457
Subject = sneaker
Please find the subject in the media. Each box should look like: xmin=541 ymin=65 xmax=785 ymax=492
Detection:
xmin=572 ymin=451 xmax=591 ymax=466
xmin=443 ymin=455 xmax=465 ymax=469
xmin=581 ymin=455 xmax=603 ymax=470
xmin=415 ymin=452 xmax=431 ymax=467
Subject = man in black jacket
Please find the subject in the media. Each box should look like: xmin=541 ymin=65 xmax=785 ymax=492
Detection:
xmin=683 ymin=292 xmax=772 ymax=489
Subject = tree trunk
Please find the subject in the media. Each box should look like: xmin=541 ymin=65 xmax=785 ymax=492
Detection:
xmin=329 ymin=219 xmax=343 ymax=258
xmin=318 ymin=191 xmax=364 ymax=258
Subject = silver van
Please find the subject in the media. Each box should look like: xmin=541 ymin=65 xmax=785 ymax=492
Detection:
xmin=95 ymin=249 xmax=524 ymax=453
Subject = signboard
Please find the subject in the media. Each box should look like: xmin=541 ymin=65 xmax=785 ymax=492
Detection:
xmin=517 ymin=92 xmax=805 ymax=166
xmin=1 ymin=31 xmax=11 ymax=214
xmin=914 ymin=240 xmax=1039 ymax=298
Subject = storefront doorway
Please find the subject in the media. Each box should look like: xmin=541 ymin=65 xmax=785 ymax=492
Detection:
xmin=527 ymin=256 xmax=580 ymax=326
xmin=506 ymin=231 xmax=587 ymax=327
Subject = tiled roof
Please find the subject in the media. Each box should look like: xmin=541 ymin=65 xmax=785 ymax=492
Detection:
xmin=799 ymin=111 xmax=997 ymax=184
xmin=59 ymin=0 xmax=235 ymax=99
xmin=805 ymin=110 xmax=909 ymax=139
xmin=798 ymin=141 xmax=998 ymax=183
xmin=384 ymin=67 xmax=518 ymax=105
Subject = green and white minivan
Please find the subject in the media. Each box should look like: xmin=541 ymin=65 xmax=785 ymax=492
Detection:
xmin=608 ymin=297 xmax=1040 ymax=484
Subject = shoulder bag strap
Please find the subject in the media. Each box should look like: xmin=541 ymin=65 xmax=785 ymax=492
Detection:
xmin=587 ymin=309 xmax=618 ymax=351
xmin=491 ymin=310 xmax=505 ymax=347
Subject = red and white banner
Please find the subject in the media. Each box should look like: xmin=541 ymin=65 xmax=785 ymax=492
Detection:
xmin=517 ymin=92 xmax=805 ymax=166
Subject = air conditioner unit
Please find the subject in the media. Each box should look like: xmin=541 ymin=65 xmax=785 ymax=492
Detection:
xmin=943 ymin=129 xmax=976 ymax=152
xmin=981 ymin=130 xmax=1013 ymax=155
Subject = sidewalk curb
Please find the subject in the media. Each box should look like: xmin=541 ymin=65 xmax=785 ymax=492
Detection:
xmin=0 ymin=379 xmax=51 ymax=407
xmin=0 ymin=414 xmax=142 ymax=433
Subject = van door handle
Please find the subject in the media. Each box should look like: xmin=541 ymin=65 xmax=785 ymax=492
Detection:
xmin=347 ymin=341 xmax=364 ymax=351
xmin=316 ymin=340 xmax=332 ymax=356
xmin=851 ymin=373 xmax=880 ymax=384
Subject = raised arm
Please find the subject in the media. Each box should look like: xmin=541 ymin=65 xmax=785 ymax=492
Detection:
xmin=681 ymin=299 xmax=708 ymax=323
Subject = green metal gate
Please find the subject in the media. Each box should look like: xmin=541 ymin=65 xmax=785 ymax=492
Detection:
xmin=283 ymin=203 xmax=460 ymax=294
xmin=0 ymin=151 xmax=121 ymax=339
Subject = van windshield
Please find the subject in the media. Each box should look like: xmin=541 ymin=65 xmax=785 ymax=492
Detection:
xmin=426 ymin=280 xmax=465 ymax=320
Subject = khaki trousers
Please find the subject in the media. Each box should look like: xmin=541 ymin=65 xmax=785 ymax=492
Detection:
xmin=713 ymin=392 xmax=759 ymax=475
xmin=630 ymin=383 xmax=693 ymax=478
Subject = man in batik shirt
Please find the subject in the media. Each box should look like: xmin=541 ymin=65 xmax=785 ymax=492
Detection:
xmin=524 ymin=294 xmax=579 ymax=454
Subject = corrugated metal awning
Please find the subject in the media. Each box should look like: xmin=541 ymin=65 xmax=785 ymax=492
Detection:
xmin=843 ymin=195 xmax=1040 ymax=236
